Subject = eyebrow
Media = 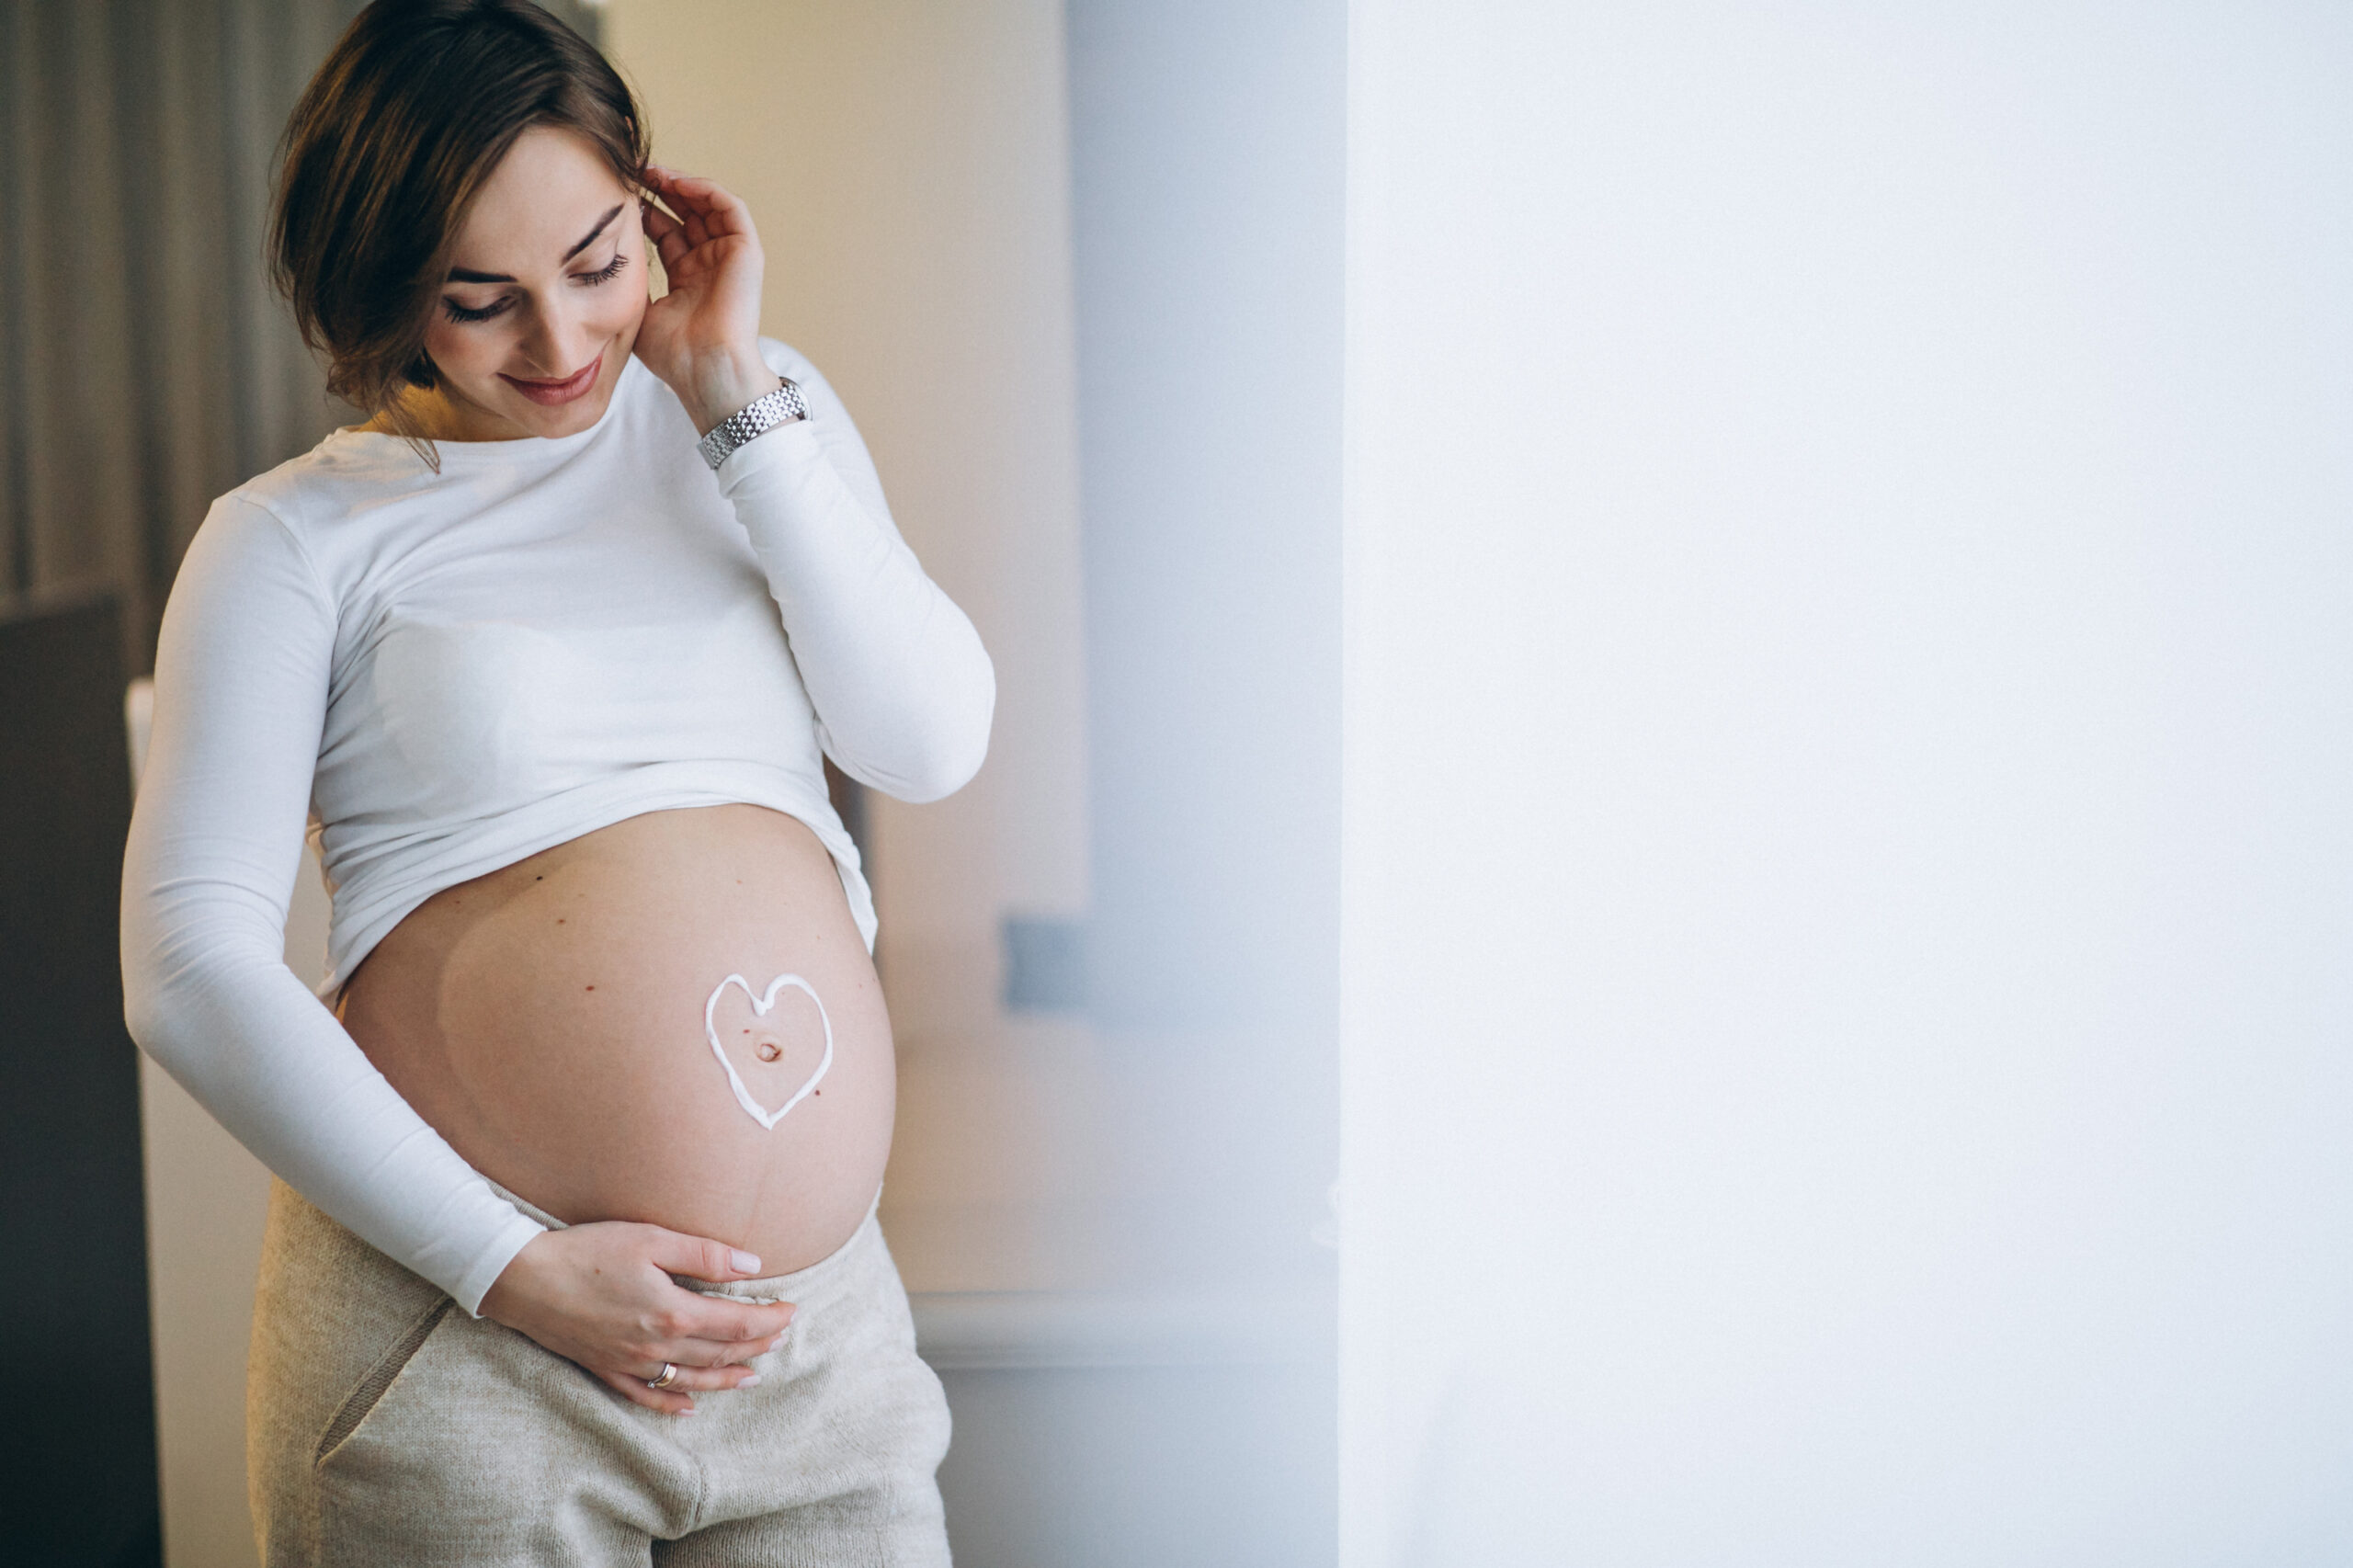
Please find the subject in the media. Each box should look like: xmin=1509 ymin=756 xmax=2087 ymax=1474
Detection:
xmin=446 ymin=204 xmax=625 ymax=284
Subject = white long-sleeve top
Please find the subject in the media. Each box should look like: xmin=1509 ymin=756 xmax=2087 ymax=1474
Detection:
xmin=119 ymin=338 xmax=993 ymax=1314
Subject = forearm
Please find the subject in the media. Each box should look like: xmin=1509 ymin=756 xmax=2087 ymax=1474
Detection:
xmin=713 ymin=351 xmax=995 ymax=801
xmin=124 ymin=892 xmax=544 ymax=1312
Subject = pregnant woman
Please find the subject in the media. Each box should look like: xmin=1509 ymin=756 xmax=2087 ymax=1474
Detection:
xmin=118 ymin=2 xmax=990 ymax=1562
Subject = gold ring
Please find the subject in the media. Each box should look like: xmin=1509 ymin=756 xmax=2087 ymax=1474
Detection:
xmin=648 ymin=1362 xmax=680 ymax=1391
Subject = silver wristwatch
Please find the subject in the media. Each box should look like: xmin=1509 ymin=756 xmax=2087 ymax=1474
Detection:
xmin=698 ymin=379 xmax=809 ymax=471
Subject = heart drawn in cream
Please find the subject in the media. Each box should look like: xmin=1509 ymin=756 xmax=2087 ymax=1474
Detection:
xmin=702 ymin=972 xmax=835 ymax=1131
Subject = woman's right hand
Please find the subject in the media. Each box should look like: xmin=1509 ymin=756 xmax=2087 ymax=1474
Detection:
xmin=477 ymin=1222 xmax=795 ymax=1415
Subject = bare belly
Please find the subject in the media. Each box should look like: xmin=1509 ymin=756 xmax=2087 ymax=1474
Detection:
xmin=337 ymin=804 xmax=893 ymax=1273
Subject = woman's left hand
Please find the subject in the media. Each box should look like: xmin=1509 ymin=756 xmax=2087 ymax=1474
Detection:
xmin=635 ymin=165 xmax=782 ymax=433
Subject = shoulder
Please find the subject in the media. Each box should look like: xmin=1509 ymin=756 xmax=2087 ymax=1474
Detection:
xmin=180 ymin=431 xmax=401 ymax=608
xmin=216 ymin=427 xmax=423 ymax=548
xmin=162 ymin=485 xmax=337 ymax=652
xmin=189 ymin=483 xmax=313 ymax=577
xmin=218 ymin=449 xmax=322 ymax=535
xmin=174 ymin=487 xmax=329 ymax=607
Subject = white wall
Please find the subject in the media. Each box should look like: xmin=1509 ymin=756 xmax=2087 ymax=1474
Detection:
xmin=1052 ymin=4 xmax=1343 ymax=1560
xmin=1064 ymin=0 xmax=1344 ymax=1291
xmin=1342 ymin=2 xmax=2353 ymax=1563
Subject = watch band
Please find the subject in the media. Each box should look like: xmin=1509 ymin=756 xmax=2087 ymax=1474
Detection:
xmin=698 ymin=379 xmax=809 ymax=471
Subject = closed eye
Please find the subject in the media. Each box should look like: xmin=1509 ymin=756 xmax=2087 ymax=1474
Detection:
xmin=440 ymin=252 xmax=626 ymax=324
xmin=574 ymin=251 xmax=629 ymax=286
xmin=442 ymin=294 xmax=513 ymax=324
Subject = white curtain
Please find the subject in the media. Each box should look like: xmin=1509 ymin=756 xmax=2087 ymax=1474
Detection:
xmin=1341 ymin=3 xmax=2353 ymax=1562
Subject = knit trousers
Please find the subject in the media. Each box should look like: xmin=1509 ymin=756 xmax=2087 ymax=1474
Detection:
xmin=246 ymin=1178 xmax=953 ymax=1566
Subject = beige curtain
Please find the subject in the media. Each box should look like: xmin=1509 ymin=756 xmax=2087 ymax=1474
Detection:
xmin=0 ymin=0 xmax=604 ymax=675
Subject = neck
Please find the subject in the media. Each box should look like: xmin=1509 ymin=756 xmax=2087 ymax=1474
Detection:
xmin=359 ymin=384 xmax=527 ymax=444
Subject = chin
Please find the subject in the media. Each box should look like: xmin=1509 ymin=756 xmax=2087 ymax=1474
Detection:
xmin=518 ymin=390 xmax=616 ymax=437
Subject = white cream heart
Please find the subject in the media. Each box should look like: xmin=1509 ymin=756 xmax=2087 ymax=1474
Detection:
xmin=702 ymin=972 xmax=834 ymax=1130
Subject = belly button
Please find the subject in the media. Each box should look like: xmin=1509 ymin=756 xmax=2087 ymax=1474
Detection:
xmin=756 ymin=1038 xmax=783 ymax=1062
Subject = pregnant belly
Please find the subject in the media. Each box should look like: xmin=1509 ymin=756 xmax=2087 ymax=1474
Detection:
xmin=336 ymin=803 xmax=893 ymax=1273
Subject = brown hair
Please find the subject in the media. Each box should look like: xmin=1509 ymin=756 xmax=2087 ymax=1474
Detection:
xmin=271 ymin=0 xmax=647 ymax=433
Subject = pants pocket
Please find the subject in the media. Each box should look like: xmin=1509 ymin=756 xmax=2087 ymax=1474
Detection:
xmin=314 ymin=1297 xmax=453 ymax=1465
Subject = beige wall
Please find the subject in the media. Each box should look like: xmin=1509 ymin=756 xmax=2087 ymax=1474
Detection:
xmin=603 ymin=0 xmax=1103 ymax=1293
xmin=139 ymin=1049 xmax=279 ymax=1568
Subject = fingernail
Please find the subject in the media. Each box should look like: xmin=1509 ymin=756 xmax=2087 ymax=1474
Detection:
xmin=676 ymin=1405 xmax=699 ymax=1416
xmin=738 ymin=1373 xmax=762 ymax=1388
xmin=731 ymin=1250 xmax=760 ymax=1273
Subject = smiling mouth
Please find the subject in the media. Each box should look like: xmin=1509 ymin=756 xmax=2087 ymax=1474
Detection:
xmin=499 ymin=351 xmax=603 ymax=406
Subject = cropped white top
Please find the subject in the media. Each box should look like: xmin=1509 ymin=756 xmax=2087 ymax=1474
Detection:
xmin=119 ymin=339 xmax=994 ymax=1313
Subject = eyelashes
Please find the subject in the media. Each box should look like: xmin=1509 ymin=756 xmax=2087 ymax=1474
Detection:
xmin=440 ymin=250 xmax=631 ymax=325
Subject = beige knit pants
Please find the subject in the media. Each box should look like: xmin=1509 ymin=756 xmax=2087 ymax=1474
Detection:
xmin=247 ymin=1178 xmax=953 ymax=1566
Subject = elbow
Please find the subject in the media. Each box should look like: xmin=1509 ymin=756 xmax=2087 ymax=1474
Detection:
xmin=854 ymin=659 xmax=996 ymax=804
xmin=119 ymin=845 xmax=191 ymax=1070
xmin=120 ymin=982 xmax=162 ymax=1062
xmin=119 ymin=913 xmax=167 ymax=1061
xmin=892 ymin=702 xmax=995 ymax=804
xmin=119 ymin=922 xmax=197 ymax=1075
xmin=897 ymin=733 xmax=989 ymax=804
xmin=120 ymin=960 xmax=183 ymax=1079
xmin=119 ymin=892 xmax=279 ymax=1082
xmin=901 ymin=626 xmax=995 ymax=802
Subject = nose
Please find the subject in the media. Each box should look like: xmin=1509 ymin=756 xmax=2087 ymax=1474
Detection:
xmin=513 ymin=293 xmax=598 ymax=379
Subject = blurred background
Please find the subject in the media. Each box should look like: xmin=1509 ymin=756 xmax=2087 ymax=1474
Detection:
xmin=16 ymin=2 xmax=2353 ymax=1566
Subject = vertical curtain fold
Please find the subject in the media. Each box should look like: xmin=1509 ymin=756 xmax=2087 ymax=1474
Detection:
xmin=0 ymin=0 xmax=605 ymax=675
